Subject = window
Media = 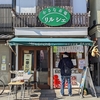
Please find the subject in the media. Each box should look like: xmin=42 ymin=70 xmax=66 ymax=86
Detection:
xmin=38 ymin=0 xmax=53 ymax=6
xmin=37 ymin=0 xmax=71 ymax=6
xmin=55 ymin=0 xmax=70 ymax=6
xmin=0 ymin=0 xmax=12 ymax=4
xmin=16 ymin=0 xmax=36 ymax=13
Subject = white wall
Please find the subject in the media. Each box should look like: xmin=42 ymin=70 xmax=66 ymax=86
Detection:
xmin=0 ymin=0 xmax=12 ymax=4
xmin=16 ymin=0 xmax=36 ymax=13
xmin=73 ymin=0 xmax=87 ymax=13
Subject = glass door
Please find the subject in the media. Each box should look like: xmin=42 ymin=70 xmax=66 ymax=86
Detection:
xmin=36 ymin=50 xmax=50 ymax=89
xmin=19 ymin=46 xmax=50 ymax=89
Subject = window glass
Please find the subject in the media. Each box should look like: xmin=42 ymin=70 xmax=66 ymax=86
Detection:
xmin=73 ymin=0 xmax=86 ymax=13
xmin=36 ymin=50 xmax=48 ymax=84
xmin=16 ymin=0 xmax=36 ymax=13
xmin=0 ymin=0 xmax=12 ymax=4
xmin=38 ymin=0 xmax=71 ymax=6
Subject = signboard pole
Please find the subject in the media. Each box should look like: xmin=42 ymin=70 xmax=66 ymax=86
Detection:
xmin=80 ymin=67 xmax=87 ymax=98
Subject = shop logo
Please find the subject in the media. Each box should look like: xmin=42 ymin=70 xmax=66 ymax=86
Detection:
xmin=38 ymin=7 xmax=70 ymax=26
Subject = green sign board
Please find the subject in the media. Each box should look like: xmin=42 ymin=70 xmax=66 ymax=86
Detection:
xmin=38 ymin=7 xmax=71 ymax=26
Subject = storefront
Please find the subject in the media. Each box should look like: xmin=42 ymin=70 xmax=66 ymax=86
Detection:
xmin=9 ymin=32 xmax=93 ymax=89
xmin=8 ymin=6 xmax=92 ymax=89
xmin=53 ymin=45 xmax=87 ymax=89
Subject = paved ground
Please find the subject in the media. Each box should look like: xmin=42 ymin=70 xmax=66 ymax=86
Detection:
xmin=0 ymin=88 xmax=100 ymax=100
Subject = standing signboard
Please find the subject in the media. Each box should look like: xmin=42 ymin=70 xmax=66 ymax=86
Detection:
xmin=80 ymin=67 xmax=97 ymax=98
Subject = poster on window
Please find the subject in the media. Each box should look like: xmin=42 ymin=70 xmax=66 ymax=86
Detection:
xmin=78 ymin=59 xmax=85 ymax=69
xmin=2 ymin=55 xmax=6 ymax=63
xmin=53 ymin=68 xmax=78 ymax=88
xmin=1 ymin=64 xmax=6 ymax=70
xmin=24 ymin=54 xmax=32 ymax=72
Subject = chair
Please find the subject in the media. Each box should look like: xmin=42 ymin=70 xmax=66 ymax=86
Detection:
xmin=30 ymin=81 xmax=38 ymax=91
xmin=8 ymin=85 xmax=15 ymax=100
xmin=22 ymin=80 xmax=38 ymax=100
xmin=24 ymin=80 xmax=38 ymax=96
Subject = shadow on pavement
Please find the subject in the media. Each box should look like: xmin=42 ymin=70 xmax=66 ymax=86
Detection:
xmin=36 ymin=89 xmax=56 ymax=100
xmin=97 ymin=93 xmax=100 ymax=98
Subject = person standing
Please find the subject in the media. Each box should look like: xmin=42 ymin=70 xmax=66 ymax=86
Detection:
xmin=58 ymin=52 xmax=74 ymax=96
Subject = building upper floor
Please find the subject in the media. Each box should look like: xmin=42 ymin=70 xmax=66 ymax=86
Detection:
xmin=88 ymin=0 xmax=100 ymax=38
xmin=89 ymin=0 xmax=100 ymax=28
xmin=0 ymin=0 xmax=89 ymax=34
xmin=14 ymin=0 xmax=87 ymax=14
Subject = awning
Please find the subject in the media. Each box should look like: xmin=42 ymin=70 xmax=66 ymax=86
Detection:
xmin=9 ymin=37 xmax=93 ymax=46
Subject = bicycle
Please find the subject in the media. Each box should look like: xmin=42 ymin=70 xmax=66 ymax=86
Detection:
xmin=0 ymin=80 xmax=5 ymax=95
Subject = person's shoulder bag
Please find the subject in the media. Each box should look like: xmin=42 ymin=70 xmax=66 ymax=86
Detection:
xmin=63 ymin=60 xmax=71 ymax=75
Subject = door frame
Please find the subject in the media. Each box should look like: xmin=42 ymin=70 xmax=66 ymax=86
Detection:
xmin=18 ymin=46 xmax=50 ymax=89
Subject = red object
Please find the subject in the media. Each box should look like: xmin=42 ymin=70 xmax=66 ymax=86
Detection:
xmin=53 ymin=75 xmax=77 ymax=88
xmin=53 ymin=75 xmax=61 ymax=88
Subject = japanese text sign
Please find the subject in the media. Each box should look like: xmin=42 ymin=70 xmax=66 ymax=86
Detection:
xmin=38 ymin=7 xmax=70 ymax=26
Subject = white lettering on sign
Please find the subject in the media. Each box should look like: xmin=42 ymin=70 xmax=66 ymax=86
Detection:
xmin=42 ymin=8 xmax=68 ymax=16
xmin=57 ymin=46 xmax=84 ymax=53
xmin=44 ymin=17 xmax=66 ymax=23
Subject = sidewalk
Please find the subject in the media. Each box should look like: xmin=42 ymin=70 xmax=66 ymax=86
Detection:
xmin=0 ymin=89 xmax=100 ymax=100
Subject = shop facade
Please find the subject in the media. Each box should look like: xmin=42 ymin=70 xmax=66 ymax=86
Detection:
xmin=9 ymin=27 xmax=92 ymax=89
xmin=9 ymin=0 xmax=91 ymax=89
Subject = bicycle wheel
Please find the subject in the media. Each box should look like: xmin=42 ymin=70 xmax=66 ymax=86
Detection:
xmin=0 ymin=80 xmax=5 ymax=95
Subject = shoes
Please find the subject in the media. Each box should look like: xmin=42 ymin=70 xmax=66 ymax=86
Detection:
xmin=69 ymin=94 xmax=72 ymax=97
xmin=59 ymin=94 xmax=64 ymax=98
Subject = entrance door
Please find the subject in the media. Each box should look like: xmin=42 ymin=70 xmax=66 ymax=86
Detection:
xmin=36 ymin=50 xmax=50 ymax=89
xmin=18 ymin=46 xmax=50 ymax=89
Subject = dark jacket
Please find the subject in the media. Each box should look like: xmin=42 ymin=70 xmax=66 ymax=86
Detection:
xmin=58 ymin=57 xmax=74 ymax=76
